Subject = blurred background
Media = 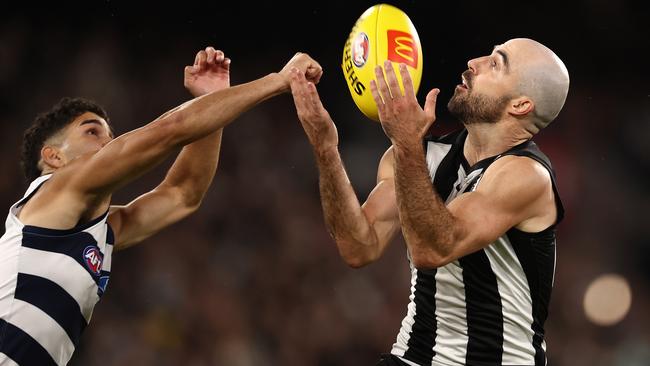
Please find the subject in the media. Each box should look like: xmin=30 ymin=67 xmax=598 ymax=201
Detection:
xmin=1 ymin=1 xmax=649 ymax=365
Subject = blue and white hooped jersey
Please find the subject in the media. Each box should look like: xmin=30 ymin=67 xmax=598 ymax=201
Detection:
xmin=0 ymin=174 xmax=114 ymax=366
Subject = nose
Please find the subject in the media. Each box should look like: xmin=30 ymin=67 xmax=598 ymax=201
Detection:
xmin=468 ymin=55 xmax=493 ymax=74
xmin=467 ymin=58 xmax=477 ymax=73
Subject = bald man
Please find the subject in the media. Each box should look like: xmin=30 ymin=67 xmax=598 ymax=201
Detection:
xmin=289 ymin=38 xmax=569 ymax=366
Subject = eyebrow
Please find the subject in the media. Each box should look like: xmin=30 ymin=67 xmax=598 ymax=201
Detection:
xmin=492 ymin=46 xmax=510 ymax=72
xmin=80 ymin=119 xmax=115 ymax=138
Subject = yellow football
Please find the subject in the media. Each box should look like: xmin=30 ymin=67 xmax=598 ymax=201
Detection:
xmin=342 ymin=4 xmax=423 ymax=121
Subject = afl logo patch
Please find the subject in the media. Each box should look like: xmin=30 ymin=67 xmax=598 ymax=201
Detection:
xmin=83 ymin=246 xmax=103 ymax=276
xmin=352 ymin=32 xmax=369 ymax=67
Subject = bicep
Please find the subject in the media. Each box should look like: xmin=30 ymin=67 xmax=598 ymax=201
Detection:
xmin=360 ymin=145 xmax=400 ymax=253
xmin=108 ymin=185 xmax=196 ymax=251
xmin=361 ymin=178 xmax=400 ymax=250
xmin=446 ymin=190 xmax=517 ymax=253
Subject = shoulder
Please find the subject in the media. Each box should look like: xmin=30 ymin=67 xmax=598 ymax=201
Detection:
xmin=42 ymin=152 xmax=99 ymax=194
xmin=477 ymin=155 xmax=552 ymax=204
xmin=19 ymin=153 xmax=102 ymax=220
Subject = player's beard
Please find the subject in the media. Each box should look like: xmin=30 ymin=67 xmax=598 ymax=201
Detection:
xmin=447 ymin=75 xmax=511 ymax=125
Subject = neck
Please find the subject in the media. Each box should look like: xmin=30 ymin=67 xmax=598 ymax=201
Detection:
xmin=463 ymin=120 xmax=532 ymax=166
xmin=41 ymin=168 xmax=57 ymax=178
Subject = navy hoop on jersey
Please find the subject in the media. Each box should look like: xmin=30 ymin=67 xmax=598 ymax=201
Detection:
xmin=0 ymin=175 xmax=114 ymax=366
xmin=391 ymin=129 xmax=564 ymax=366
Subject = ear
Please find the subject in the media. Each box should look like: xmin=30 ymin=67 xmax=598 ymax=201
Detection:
xmin=41 ymin=145 xmax=65 ymax=170
xmin=509 ymin=97 xmax=534 ymax=117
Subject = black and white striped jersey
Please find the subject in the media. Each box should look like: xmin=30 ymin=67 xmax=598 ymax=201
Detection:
xmin=391 ymin=129 xmax=564 ymax=366
xmin=0 ymin=174 xmax=114 ymax=366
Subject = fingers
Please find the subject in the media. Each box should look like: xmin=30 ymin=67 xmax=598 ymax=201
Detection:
xmin=399 ymin=63 xmax=416 ymax=100
xmin=196 ymin=50 xmax=207 ymax=70
xmin=283 ymin=52 xmax=323 ymax=84
xmin=374 ymin=64 xmax=392 ymax=107
xmin=289 ymin=67 xmax=324 ymax=121
xmin=306 ymin=80 xmax=325 ymax=112
xmin=423 ymin=88 xmax=440 ymax=122
xmin=205 ymin=47 xmax=216 ymax=64
xmin=306 ymin=65 xmax=323 ymax=84
xmin=223 ymin=57 xmax=231 ymax=70
xmin=369 ymin=79 xmax=386 ymax=117
xmin=383 ymin=61 xmax=402 ymax=98
xmin=289 ymin=68 xmax=311 ymax=117
xmin=304 ymin=56 xmax=323 ymax=83
xmin=190 ymin=47 xmax=229 ymax=73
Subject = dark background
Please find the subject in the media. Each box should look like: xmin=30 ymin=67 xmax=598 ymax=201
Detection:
xmin=1 ymin=1 xmax=649 ymax=365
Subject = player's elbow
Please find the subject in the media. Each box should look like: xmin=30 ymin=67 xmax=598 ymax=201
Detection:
xmin=178 ymin=190 xmax=206 ymax=215
xmin=411 ymin=253 xmax=446 ymax=270
xmin=409 ymin=224 xmax=464 ymax=269
xmin=160 ymin=184 xmax=205 ymax=216
xmin=410 ymin=244 xmax=452 ymax=270
xmin=336 ymin=239 xmax=378 ymax=269
xmin=343 ymin=255 xmax=372 ymax=269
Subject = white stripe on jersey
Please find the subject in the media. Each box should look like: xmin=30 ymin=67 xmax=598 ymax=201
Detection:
xmin=432 ymin=263 xmax=468 ymax=365
xmin=102 ymin=241 xmax=114 ymax=272
xmin=19 ymin=247 xmax=99 ymax=322
xmin=392 ymin=265 xmax=419 ymax=357
xmin=6 ymin=299 xmax=74 ymax=366
xmin=0 ymin=352 xmax=20 ymax=366
xmin=445 ymin=165 xmax=466 ymax=204
xmin=398 ymin=356 xmax=421 ymax=366
xmin=425 ymin=142 xmax=452 ymax=181
xmin=484 ymin=237 xmax=536 ymax=364
xmin=0 ymin=233 xmax=20 ymax=320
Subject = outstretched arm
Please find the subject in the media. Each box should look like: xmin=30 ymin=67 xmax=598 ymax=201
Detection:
xmin=109 ymin=47 xmax=230 ymax=250
xmin=46 ymin=52 xmax=321 ymax=206
xmin=289 ymin=69 xmax=400 ymax=268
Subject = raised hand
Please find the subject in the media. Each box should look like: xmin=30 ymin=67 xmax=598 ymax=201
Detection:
xmin=370 ymin=61 xmax=439 ymax=147
xmin=184 ymin=47 xmax=231 ymax=97
xmin=289 ymin=68 xmax=338 ymax=154
xmin=280 ymin=52 xmax=323 ymax=90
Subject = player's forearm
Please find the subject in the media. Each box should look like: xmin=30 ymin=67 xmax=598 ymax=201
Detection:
xmin=392 ymin=142 xmax=457 ymax=267
xmin=159 ymin=129 xmax=223 ymax=208
xmin=71 ymin=73 xmax=285 ymax=198
xmin=315 ymin=147 xmax=380 ymax=266
xmin=162 ymin=73 xmax=286 ymax=146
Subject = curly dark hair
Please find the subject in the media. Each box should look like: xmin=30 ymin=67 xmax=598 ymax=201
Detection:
xmin=20 ymin=97 xmax=110 ymax=181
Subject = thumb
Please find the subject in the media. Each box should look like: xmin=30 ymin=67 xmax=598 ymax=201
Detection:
xmin=424 ymin=88 xmax=440 ymax=122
